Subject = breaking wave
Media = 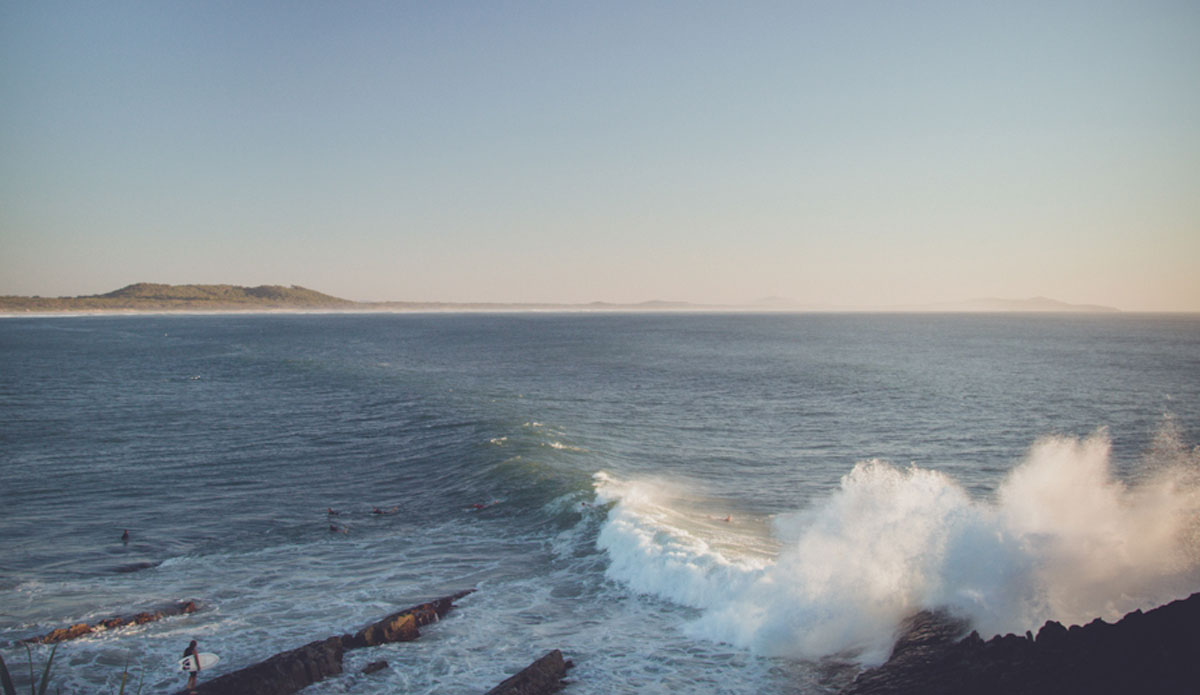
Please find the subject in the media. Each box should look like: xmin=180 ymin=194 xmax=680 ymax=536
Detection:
xmin=595 ymin=424 xmax=1200 ymax=664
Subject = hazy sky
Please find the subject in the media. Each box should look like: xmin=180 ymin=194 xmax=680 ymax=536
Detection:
xmin=2 ymin=1 xmax=1198 ymax=310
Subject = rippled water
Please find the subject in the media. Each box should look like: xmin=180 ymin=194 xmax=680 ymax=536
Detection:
xmin=2 ymin=313 xmax=1198 ymax=693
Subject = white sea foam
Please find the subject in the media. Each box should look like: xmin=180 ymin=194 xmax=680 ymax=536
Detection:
xmin=595 ymin=426 xmax=1200 ymax=664
xmin=593 ymin=473 xmax=770 ymax=609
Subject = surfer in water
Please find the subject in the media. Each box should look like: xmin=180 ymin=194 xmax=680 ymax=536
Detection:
xmin=121 ymin=529 xmax=129 ymax=544
xmin=183 ymin=639 xmax=200 ymax=691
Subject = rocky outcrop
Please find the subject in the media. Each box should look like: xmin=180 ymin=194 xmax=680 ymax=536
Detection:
xmin=343 ymin=612 xmax=419 ymax=648
xmin=26 ymin=600 xmax=198 ymax=644
xmin=485 ymin=650 xmax=574 ymax=695
xmin=842 ymin=592 xmax=1200 ymax=695
xmin=341 ymin=589 xmax=474 ymax=648
xmin=189 ymin=637 xmax=344 ymax=695
xmin=177 ymin=591 xmax=473 ymax=695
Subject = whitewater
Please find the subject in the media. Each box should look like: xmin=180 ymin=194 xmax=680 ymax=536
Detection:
xmin=596 ymin=424 xmax=1200 ymax=666
xmin=1 ymin=313 xmax=1198 ymax=693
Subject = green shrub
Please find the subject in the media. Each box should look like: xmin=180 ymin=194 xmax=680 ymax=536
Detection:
xmin=0 ymin=643 xmax=57 ymax=695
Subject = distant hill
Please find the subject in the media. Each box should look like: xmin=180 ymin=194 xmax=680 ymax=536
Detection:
xmin=0 ymin=283 xmax=356 ymax=312
xmin=0 ymin=285 xmax=1123 ymax=314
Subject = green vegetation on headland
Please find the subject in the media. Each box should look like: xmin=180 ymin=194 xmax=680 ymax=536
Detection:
xmin=0 ymin=283 xmax=357 ymax=313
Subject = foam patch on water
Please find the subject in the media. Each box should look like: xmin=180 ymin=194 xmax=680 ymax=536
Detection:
xmin=595 ymin=425 xmax=1200 ymax=664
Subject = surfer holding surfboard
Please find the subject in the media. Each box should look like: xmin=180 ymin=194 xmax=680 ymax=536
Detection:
xmin=182 ymin=640 xmax=199 ymax=691
xmin=179 ymin=640 xmax=220 ymax=691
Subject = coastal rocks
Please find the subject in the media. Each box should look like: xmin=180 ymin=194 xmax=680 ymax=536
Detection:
xmin=27 ymin=600 xmax=198 ymax=644
xmin=177 ymin=591 xmax=473 ymax=695
xmin=484 ymin=650 xmax=574 ymax=695
xmin=842 ymin=592 xmax=1200 ymax=695
xmin=362 ymin=660 xmax=389 ymax=675
xmin=341 ymin=589 xmax=474 ymax=649
xmin=188 ymin=636 xmax=344 ymax=695
xmin=344 ymin=612 xmax=419 ymax=647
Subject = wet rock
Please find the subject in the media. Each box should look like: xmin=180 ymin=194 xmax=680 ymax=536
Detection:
xmin=344 ymin=612 xmax=419 ymax=648
xmin=887 ymin=609 xmax=972 ymax=663
xmin=842 ymin=592 xmax=1200 ymax=695
xmin=27 ymin=600 xmax=199 ymax=644
xmin=187 ymin=636 xmax=343 ymax=695
xmin=341 ymin=589 xmax=474 ymax=649
xmin=485 ymin=650 xmax=573 ymax=695
xmin=177 ymin=591 xmax=474 ymax=694
xmin=362 ymin=660 xmax=388 ymax=675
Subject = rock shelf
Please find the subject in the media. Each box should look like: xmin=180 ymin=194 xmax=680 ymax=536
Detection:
xmin=185 ymin=590 xmax=479 ymax=695
xmin=842 ymin=592 xmax=1200 ymax=695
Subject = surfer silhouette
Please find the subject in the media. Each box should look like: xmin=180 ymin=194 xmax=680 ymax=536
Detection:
xmin=121 ymin=529 xmax=129 ymax=544
xmin=183 ymin=639 xmax=199 ymax=691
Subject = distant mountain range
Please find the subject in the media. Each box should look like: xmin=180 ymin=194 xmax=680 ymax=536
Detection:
xmin=0 ymin=284 xmax=1121 ymax=314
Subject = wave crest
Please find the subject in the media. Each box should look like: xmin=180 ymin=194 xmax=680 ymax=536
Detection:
xmin=595 ymin=426 xmax=1200 ymax=664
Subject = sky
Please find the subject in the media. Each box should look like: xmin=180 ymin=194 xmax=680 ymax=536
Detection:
xmin=2 ymin=1 xmax=1198 ymax=310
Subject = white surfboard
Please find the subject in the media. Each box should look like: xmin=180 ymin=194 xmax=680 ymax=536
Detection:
xmin=178 ymin=652 xmax=219 ymax=672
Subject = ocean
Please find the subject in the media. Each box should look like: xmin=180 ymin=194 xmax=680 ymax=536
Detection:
xmin=2 ymin=312 xmax=1198 ymax=694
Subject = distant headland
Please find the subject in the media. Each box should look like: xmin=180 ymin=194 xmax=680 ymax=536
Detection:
xmin=0 ymin=283 xmax=1122 ymax=314
xmin=0 ymin=283 xmax=357 ymax=312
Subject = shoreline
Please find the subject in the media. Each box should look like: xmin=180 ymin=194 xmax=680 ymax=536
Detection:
xmin=4 ymin=309 xmax=1196 ymax=321
xmin=0 ymin=283 xmax=1142 ymax=315
xmin=4 ymin=306 xmax=1181 ymax=320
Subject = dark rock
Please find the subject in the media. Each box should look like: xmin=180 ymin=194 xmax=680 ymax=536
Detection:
xmin=485 ymin=650 xmax=573 ymax=695
xmin=342 ymin=589 xmax=474 ymax=649
xmin=842 ymin=592 xmax=1200 ymax=695
xmin=345 ymin=611 xmax=420 ymax=648
xmin=842 ymin=610 xmax=972 ymax=695
xmin=1034 ymin=620 xmax=1067 ymax=648
xmin=888 ymin=609 xmax=971 ymax=662
xmin=26 ymin=600 xmax=199 ymax=644
xmin=362 ymin=660 xmax=388 ymax=675
xmin=187 ymin=636 xmax=343 ymax=695
xmin=176 ymin=591 xmax=473 ymax=695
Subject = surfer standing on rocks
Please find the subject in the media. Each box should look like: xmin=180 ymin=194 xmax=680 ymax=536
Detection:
xmin=183 ymin=639 xmax=200 ymax=691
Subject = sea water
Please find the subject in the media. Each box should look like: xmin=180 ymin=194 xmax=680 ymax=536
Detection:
xmin=1 ymin=313 xmax=1198 ymax=693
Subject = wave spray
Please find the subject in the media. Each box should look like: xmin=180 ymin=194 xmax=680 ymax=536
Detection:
xmin=596 ymin=426 xmax=1200 ymax=664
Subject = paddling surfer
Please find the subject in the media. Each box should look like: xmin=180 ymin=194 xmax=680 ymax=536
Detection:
xmin=183 ymin=639 xmax=200 ymax=691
